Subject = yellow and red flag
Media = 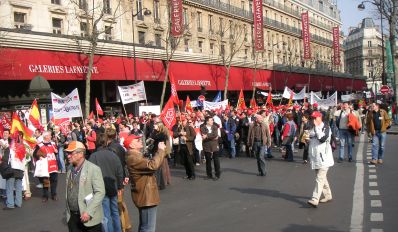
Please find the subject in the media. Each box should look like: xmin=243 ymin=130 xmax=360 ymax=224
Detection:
xmin=95 ymin=98 xmax=104 ymax=116
xmin=185 ymin=96 xmax=193 ymax=113
xmin=11 ymin=112 xmax=36 ymax=146
xmin=287 ymin=89 xmax=294 ymax=107
xmin=28 ymin=99 xmax=41 ymax=130
xmin=236 ymin=89 xmax=247 ymax=110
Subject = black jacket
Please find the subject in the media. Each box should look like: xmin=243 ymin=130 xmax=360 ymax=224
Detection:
xmin=89 ymin=147 xmax=124 ymax=197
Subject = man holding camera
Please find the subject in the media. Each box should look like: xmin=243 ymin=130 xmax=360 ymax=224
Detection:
xmin=125 ymin=134 xmax=168 ymax=232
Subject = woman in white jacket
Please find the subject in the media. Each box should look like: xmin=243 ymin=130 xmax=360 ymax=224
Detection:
xmin=307 ymin=111 xmax=334 ymax=208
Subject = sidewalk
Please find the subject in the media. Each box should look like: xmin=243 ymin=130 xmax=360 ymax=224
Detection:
xmin=387 ymin=125 xmax=398 ymax=135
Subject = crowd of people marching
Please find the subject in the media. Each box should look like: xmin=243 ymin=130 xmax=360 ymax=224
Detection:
xmin=0 ymin=99 xmax=394 ymax=232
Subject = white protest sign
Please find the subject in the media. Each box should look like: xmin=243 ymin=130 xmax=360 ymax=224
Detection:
xmin=203 ymin=100 xmax=229 ymax=111
xmin=51 ymin=88 xmax=82 ymax=119
xmin=118 ymin=81 xmax=147 ymax=105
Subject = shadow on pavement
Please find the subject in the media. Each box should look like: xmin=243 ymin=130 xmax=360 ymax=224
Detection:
xmin=229 ymin=187 xmax=309 ymax=208
xmin=282 ymin=224 xmax=344 ymax=232
xmin=222 ymin=167 xmax=257 ymax=176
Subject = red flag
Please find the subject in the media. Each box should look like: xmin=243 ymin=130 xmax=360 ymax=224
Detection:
xmin=95 ymin=98 xmax=104 ymax=116
xmin=0 ymin=119 xmax=3 ymax=139
xmin=301 ymin=12 xmax=311 ymax=59
xmin=266 ymin=89 xmax=273 ymax=107
xmin=160 ymin=97 xmax=176 ymax=129
xmin=170 ymin=0 xmax=183 ymax=37
xmin=89 ymin=111 xmax=94 ymax=120
xmin=185 ymin=96 xmax=193 ymax=113
xmin=28 ymin=99 xmax=42 ymax=130
xmin=236 ymin=89 xmax=247 ymax=110
xmin=168 ymin=70 xmax=179 ymax=104
xmin=51 ymin=117 xmax=71 ymax=135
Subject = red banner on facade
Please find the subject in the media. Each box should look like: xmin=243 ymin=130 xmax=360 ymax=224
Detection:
xmin=301 ymin=12 xmax=311 ymax=59
xmin=332 ymin=26 xmax=340 ymax=65
xmin=170 ymin=0 xmax=183 ymax=37
xmin=253 ymin=0 xmax=264 ymax=51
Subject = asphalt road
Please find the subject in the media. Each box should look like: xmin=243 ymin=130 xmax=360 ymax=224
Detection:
xmin=1 ymin=134 xmax=397 ymax=232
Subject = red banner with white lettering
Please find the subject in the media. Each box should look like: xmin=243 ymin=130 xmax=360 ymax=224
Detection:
xmin=253 ymin=0 xmax=264 ymax=51
xmin=160 ymin=97 xmax=176 ymax=129
xmin=301 ymin=12 xmax=311 ymax=60
xmin=170 ymin=0 xmax=183 ymax=37
xmin=332 ymin=27 xmax=340 ymax=65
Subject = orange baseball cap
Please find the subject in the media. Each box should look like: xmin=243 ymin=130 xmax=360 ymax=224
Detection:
xmin=65 ymin=141 xmax=86 ymax=152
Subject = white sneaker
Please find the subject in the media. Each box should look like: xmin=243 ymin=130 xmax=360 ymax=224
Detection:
xmin=319 ymin=196 xmax=332 ymax=203
xmin=36 ymin=184 xmax=43 ymax=189
xmin=307 ymin=199 xmax=318 ymax=208
xmin=195 ymin=163 xmax=200 ymax=166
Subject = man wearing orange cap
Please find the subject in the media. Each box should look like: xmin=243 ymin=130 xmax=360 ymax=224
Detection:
xmin=307 ymin=111 xmax=334 ymax=207
xmin=65 ymin=141 xmax=105 ymax=231
xmin=125 ymin=134 xmax=167 ymax=232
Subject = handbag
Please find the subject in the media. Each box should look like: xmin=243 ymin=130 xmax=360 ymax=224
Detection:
xmin=0 ymin=159 xmax=14 ymax=179
xmin=34 ymin=158 xmax=49 ymax=177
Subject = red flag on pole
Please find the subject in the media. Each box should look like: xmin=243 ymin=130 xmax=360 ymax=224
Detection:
xmin=51 ymin=117 xmax=71 ymax=135
xmin=168 ymin=70 xmax=179 ymax=104
xmin=95 ymin=98 xmax=104 ymax=116
xmin=28 ymin=99 xmax=42 ymax=130
xmin=266 ymin=89 xmax=273 ymax=107
xmin=0 ymin=119 xmax=3 ymax=139
xmin=160 ymin=97 xmax=176 ymax=129
xmin=89 ymin=111 xmax=94 ymax=120
xmin=236 ymin=89 xmax=247 ymax=110
xmin=185 ymin=96 xmax=193 ymax=113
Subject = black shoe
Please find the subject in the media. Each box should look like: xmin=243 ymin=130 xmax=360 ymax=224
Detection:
xmin=267 ymin=155 xmax=274 ymax=159
xmin=14 ymin=205 xmax=21 ymax=208
xmin=188 ymin=176 xmax=196 ymax=180
xmin=348 ymin=158 xmax=353 ymax=162
xmin=213 ymin=177 xmax=219 ymax=181
xmin=183 ymin=176 xmax=190 ymax=179
xmin=42 ymin=197 xmax=48 ymax=203
xmin=204 ymin=176 xmax=213 ymax=180
xmin=51 ymin=196 xmax=58 ymax=201
xmin=257 ymin=173 xmax=265 ymax=176
xmin=337 ymin=158 xmax=343 ymax=163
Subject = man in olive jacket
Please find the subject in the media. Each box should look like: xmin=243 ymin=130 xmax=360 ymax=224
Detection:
xmin=366 ymin=102 xmax=391 ymax=164
xmin=65 ymin=141 xmax=105 ymax=232
xmin=200 ymin=116 xmax=220 ymax=180
xmin=125 ymin=134 xmax=167 ymax=232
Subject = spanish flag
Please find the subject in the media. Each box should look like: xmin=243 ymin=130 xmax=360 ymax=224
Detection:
xmin=185 ymin=96 xmax=193 ymax=113
xmin=11 ymin=112 xmax=37 ymax=145
xmin=28 ymin=99 xmax=41 ymax=129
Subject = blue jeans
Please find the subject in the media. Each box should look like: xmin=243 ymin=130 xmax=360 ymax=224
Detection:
xmin=285 ymin=144 xmax=293 ymax=161
xmin=338 ymin=129 xmax=353 ymax=160
xmin=139 ymin=206 xmax=157 ymax=232
xmin=371 ymin=131 xmax=386 ymax=161
xmin=57 ymin=146 xmax=66 ymax=172
xmin=229 ymin=138 xmax=236 ymax=158
xmin=102 ymin=195 xmax=121 ymax=232
xmin=6 ymin=178 xmax=22 ymax=208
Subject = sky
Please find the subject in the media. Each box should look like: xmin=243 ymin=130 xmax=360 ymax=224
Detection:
xmin=337 ymin=0 xmax=375 ymax=35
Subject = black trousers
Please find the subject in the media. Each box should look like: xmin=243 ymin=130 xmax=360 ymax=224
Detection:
xmin=39 ymin=172 xmax=58 ymax=198
xmin=204 ymin=151 xmax=220 ymax=178
xmin=302 ymin=143 xmax=309 ymax=161
xmin=180 ymin=145 xmax=195 ymax=178
xmin=68 ymin=212 xmax=102 ymax=232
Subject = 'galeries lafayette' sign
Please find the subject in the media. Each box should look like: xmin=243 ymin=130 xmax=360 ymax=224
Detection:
xmin=332 ymin=27 xmax=340 ymax=65
xmin=170 ymin=0 xmax=183 ymax=37
xmin=253 ymin=0 xmax=264 ymax=51
xmin=177 ymin=80 xmax=211 ymax=86
xmin=28 ymin=64 xmax=99 ymax=74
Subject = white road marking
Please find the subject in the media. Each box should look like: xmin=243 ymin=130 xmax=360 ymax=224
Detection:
xmin=369 ymin=182 xmax=378 ymax=187
xmin=369 ymin=175 xmax=377 ymax=179
xmin=369 ymin=190 xmax=380 ymax=196
xmin=370 ymin=213 xmax=384 ymax=222
xmin=369 ymin=169 xmax=376 ymax=173
xmin=368 ymin=165 xmax=376 ymax=168
xmin=370 ymin=229 xmax=383 ymax=232
xmin=371 ymin=200 xmax=382 ymax=207
xmin=350 ymin=134 xmax=365 ymax=232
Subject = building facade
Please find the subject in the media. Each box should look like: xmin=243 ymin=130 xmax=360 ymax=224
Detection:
xmin=344 ymin=18 xmax=383 ymax=94
xmin=0 ymin=0 xmax=366 ymax=111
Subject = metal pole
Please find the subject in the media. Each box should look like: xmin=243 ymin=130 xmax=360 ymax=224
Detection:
xmin=132 ymin=5 xmax=138 ymax=116
xmin=380 ymin=0 xmax=386 ymax=85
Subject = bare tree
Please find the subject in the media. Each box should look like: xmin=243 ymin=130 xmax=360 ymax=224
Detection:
xmin=213 ymin=19 xmax=246 ymax=100
xmin=69 ymin=0 xmax=126 ymax=117
xmin=158 ymin=3 xmax=188 ymax=109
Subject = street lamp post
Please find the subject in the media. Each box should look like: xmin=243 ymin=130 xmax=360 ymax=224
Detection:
xmin=131 ymin=7 xmax=151 ymax=115
xmin=358 ymin=1 xmax=386 ymax=86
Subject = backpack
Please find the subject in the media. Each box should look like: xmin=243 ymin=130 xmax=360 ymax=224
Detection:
xmin=336 ymin=110 xmax=343 ymax=129
xmin=347 ymin=112 xmax=361 ymax=136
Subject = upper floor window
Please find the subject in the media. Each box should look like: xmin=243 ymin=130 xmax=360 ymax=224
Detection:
xmin=197 ymin=12 xmax=202 ymax=32
xmin=51 ymin=0 xmax=61 ymax=5
xmin=138 ymin=31 xmax=145 ymax=44
xmin=155 ymin=34 xmax=162 ymax=47
xmin=52 ymin=18 xmax=63 ymax=34
xmin=79 ymin=0 xmax=87 ymax=10
xmin=368 ymin=41 xmax=372 ymax=47
xmin=136 ymin=0 xmax=143 ymax=20
xmin=154 ymin=0 xmax=160 ymax=23
xmin=14 ymin=12 xmax=26 ymax=28
xmin=104 ymin=26 xmax=112 ymax=40
xmin=208 ymin=15 xmax=213 ymax=32
xmin=183 ymin=8 xmax=189 ymax=26
xmin=80 ymin=22 xmax=87 ymax=37
xmin=103 ymin=0 xmax=111 ymax=14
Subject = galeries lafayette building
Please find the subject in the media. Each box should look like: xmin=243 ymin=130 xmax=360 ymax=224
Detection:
xmin=0 ymin=48 xmax=367 ymax=92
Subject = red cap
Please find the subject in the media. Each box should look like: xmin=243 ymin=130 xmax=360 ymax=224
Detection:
xmin=123 ymin=134 xmax=142 ymax=149
xmin=311 ymin=111 xmax=322 ymax=118
xmin=313 ymin=103 xmax=319 ymax=107
xmin=293 ymin=105 xmax=300 ymax=109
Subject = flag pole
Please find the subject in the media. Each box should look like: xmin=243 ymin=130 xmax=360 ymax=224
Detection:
xmin=122 ymin=104 xmax=129 ymax=123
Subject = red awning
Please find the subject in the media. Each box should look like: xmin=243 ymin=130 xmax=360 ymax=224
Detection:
xmin=0 ymin=48 xmax=366 ymax=92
